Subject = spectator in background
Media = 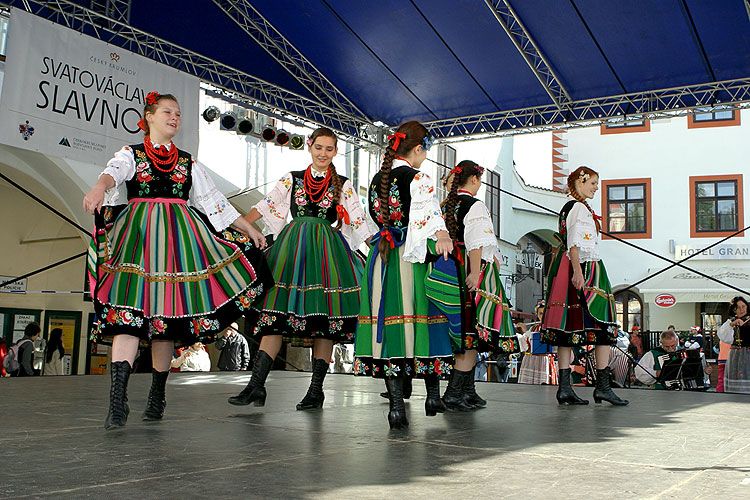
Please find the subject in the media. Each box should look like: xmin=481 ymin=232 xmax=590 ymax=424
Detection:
xmin=717 ymin=296 xmax=750 ymax=394
xmin=44 ymin=328 xmax=65 ymax=376
xmin=32 ymin=332 xmax=47 ymax=376
xmin=11 ymin=322 xmax=41 ymax=377
xmin=215 ymin=323 xmax=250 ymax=371
xmin=0 ymin=336 xmax=7 ymax=377
xmin=634 ymin=330 xmax=679 ymax=388
xmin=170 ymin=342 xmax=211 ymax=372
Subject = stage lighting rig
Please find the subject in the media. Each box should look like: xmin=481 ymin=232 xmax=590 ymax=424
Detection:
xmin=202 ymin=106 xmax=220 ymax=123
xmin=220 ymin=111 xmax=237 ymax=131
xmin=288 ymin=134 xmax=305 ymax=150
xmin=261 ymin=124 xmax=277 ymax=142
xmin=275 ymin=129 xmax=290 ymax=146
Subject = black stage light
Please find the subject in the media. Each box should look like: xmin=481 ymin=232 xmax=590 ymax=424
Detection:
xmin=220 ymin=112 xmax=237 ymax=131
xmin=275 ymin=129 xmax=290 ymax=146
xmin=202 ymin=106 xmax=221 ymax=122
xmin=261 ymin=124 xmax=276 ymax=141
xmin=288 ymin=134 xmax=305 ymax=150
xmin=236 ymin=118 xmax=254 ymax=135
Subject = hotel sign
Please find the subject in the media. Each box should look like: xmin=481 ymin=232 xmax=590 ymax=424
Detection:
xmin=674 ymin=244 xmax=750 ymax=260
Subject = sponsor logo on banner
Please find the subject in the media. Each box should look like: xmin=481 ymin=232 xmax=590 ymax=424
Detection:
xmin=655 ymin=294 xmax=676 ymax=308
xmin=0 ymin=8 xmax=198 ymax=166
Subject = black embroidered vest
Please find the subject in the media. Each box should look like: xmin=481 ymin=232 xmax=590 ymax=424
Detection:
xmin=126 ymin=143 xmax=192 ymax=201
xmin=368 ymin=165 xmax=418 ymax=229
xmin=289 ymin=170 xmax=349 ymax=223
xmin=452 ymin=194 xmax=481 ymax=244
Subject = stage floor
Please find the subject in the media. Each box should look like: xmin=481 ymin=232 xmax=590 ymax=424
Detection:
xmin=1 ymin=371 xmax=748 ymax=499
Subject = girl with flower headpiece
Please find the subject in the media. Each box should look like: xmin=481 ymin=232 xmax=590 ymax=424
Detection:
xmin=84 ymin=91 xmax=274 ymax=430
xmin=354 ymin=121 xmax=456 ymax=429
xmin=439 ymin=160 xmax=519 ymax=410
xmin=540 ymin=166 xmax=628 ymax=406
xmin=228 ymin=127 xmax=373 ymax=411
xmin=717 ymin=296 xmax=750 ymax=393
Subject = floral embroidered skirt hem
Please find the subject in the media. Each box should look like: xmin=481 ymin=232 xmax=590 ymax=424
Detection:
xmin=457 ymin=252 xmax=519 ymax=354
xmin=354 ymin=244 xmax=454 ymax=379
xmin=250 ymin=217 xmax=364 ymax=344
xmin=540 ymin=249 xmax=617 ymax=347
xmin=724 ymin=346 xmax=750 ymax=394
xmin=88 ymin=199 xmax=274 ymax=347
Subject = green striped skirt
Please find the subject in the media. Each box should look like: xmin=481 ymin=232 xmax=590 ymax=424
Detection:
xmin=458 ymin=249 xmax=519 ymax=354
xmin=354 ymin=240 xmax=454 ymax=379
xmin=250 ymin=217 xmax=363 ymax=343
xmin=88 ymin=198 xmax=273 ymax=346
xmin=541 ymin=245 xmax=617 ymax=346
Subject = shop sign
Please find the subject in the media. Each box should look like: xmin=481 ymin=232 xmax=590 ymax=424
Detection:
xmin=655 ymin=294 xmax=676 ymax=308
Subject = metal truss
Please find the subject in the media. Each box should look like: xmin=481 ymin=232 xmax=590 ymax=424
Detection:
xmin=89 ymin=0 xmax=130 ymax=23
xmin=484 ymin=0 xmax=571 ymax=110
xmin=426 ymin=77 xmax=750 ymax=141
xmin=211 ymin=0 xmax=367 ymax=121
xmin=1 ymin=0 xmax=372 ymax=137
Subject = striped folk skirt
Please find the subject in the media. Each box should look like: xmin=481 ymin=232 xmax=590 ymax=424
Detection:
xmin=466 ymin=254 xmax=520 ymax=354
xmin=541 ymin=247 xmax=617 ymax=347
xmin=250 ymin=217 xmax=364 ymax=343
xmin=354 ymin=243 xmax=454 ymax=379
xmin=88 ymin=198 xmax=273 ymax=346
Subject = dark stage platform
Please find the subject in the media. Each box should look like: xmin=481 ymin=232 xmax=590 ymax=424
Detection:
xmin=1 ymin=371 xmax=748 ymax=499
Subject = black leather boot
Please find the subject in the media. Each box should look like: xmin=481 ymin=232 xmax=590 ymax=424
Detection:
xmin=381 ymin=373 xmax=412 ymax=400
xmin=228 ymin=351 xmax=273 ymax=406
xmin=463 ymin=366 xmax=487 ymax=408
xmin=104 ymin=361 xmax=131 ymax=430
xmin=556 ymin=368 xmax=589 ymax=405
xmin=593 ymin=367 xmax=629 ymax=406
xmin=142 ymin=369 xmax=169 ymax=421
xmin=442 ymin=369 xmax=474 ymax=411
xmin=296 ymin=358 xmax=328 ymax=410
xmin=385 ymin=375 xmax=409 ymax=429
xmin=424 ymin=373 xmax=446 ymax=416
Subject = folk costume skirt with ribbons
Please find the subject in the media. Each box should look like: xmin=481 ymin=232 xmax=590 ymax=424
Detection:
xmin=250 ymin=216 xmax=364 ymax=343
xmin=541 ymin=242 xmax=617 ymax=347
xmin=453 ymin=245 xmax=519 ymax=355
xmin=88 ymin=197 xmax=273 ymax=346
xmin=354 ymin=228 xmax=454 ymax=379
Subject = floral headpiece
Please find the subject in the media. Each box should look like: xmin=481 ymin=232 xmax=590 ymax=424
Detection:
xmin=306 ymin=135 xmax=313 ymax=147
xmin=145 ymin=91 xmax=160 ymax=106
xmin=578 ymin=169 xmax=590 ymax=184
xmin=422 ymin=131 xmax=434 ymax=151
xmin=451 ymin=165 xmax=463 ymax=175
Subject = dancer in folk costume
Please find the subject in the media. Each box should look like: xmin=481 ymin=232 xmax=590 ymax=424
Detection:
xmin=229 ymin=127 xmax=372 ymax=410
xmin=717 ymin=296 xmax=750 ymax=394
xmin=439 ymin=160 xmax=518 ymax=410
xmin=84 ymin=92 xmax=273 ymax=430
xmin=541 ymin=166 xmax=628 ymax=406
xmin=354 ymin=121 xmax=456 ymax=429
xmin=518 ymin=301 xmax=559 ymax=385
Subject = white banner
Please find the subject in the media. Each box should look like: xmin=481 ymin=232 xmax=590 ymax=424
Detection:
xmin=0 ymin=9 xmax=199 ymax=166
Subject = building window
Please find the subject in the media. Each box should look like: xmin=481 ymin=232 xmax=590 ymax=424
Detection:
xmin=615 ymin=291 xmax=642 ymax=333
xmin=485 ymin=169 xmax=501 ymax=236
xmin=695 ymin=180 xmax=738 ymax=231
xmin=600 ymin=119 xmax=651 ymax=135
xmin=688 ymin=107 xmax=740 ymax=129
xmin=601 ymin=178 xmax=651 ymax=239
xmin=689 ymin=175 xmax=744 ymax=238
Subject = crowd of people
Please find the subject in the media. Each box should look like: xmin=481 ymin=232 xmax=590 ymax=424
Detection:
xmin=2 ymin=90 xmax=747 ymax=432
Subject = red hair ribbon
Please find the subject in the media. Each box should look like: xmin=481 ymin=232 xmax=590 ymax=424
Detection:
xmin=454 ymin=246 xmax=464 ymax=266
xmin=336 ymin=205 xmax=350 ymax=225
xmin=379 ymin=228 xmax=395 ymax=249
xmin=145 ymin=91 xmax=160 ymax=105
xmin=592 ymin=213 xmax=602 ymax=222
xmin=451 ymin=166 xmax=463 ymax=175
xmin=137 ymin=118 xmax=147 ymax=131
xmin=387 ymin=132 xmax=406 ymax=151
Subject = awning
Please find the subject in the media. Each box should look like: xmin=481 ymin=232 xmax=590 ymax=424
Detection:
xmin=639 ymin=265 xmax=750 ymax=304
